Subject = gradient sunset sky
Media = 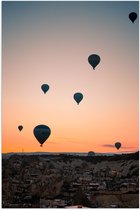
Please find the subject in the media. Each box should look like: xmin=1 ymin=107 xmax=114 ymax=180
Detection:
xmin=2 ymin=1 xmax=139 ymax=153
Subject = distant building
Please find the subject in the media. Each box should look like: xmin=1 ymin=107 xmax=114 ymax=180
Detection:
xmin=65 ymin=205 xmax=89 ymax=208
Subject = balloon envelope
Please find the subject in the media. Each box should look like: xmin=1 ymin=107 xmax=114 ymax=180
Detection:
xmin=33 ymin=125 xmax=51 ymax=146
xmin=73 ymin=92 xmax=83 ymax=104
xmin=18 ymin=125 xmax=23 ymax=131
xmin=129 ymin=12 xmax=137 ymax=23
xmin=88 ymin=54 xmax=100 ymax=69
xmin=88 ymin=151 xmax=95 ymax=157
xmin=41 ymin=84 xmax=49 ymax=94
xmin=115 ymin=142 xmax=121 ymax=150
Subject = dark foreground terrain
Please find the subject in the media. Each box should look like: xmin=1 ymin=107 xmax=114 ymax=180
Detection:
xmin=2 ymin=152 xmax=139 ymax=208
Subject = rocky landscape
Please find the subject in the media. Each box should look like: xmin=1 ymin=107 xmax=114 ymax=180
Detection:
xmin=2 ymin=152 xmax=139 ymax=208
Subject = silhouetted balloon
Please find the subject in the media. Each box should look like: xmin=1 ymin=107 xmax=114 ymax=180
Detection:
xmin=18 ymin=125 xmax=23 ymax=131
xmin=88 ymin=54 xmax=101 ymax=70
xmin=33 ymin=125 xmax=51 ymax=147
xmin=41 ymin=84 xmax=49 ymax=94
xmin=88 ymin=151 xmax=95 ymax=157
xmin=129 ymin=12 xmax=137 ymax=23
xmin=115 ymin=142 xmax=121 ymax=150
xmin=73 ymin=93 xmax=83 ymax=105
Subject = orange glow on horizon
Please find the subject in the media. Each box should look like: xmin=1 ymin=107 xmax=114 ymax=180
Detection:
xmin=2 ymin=2 xmax=138 ymax=153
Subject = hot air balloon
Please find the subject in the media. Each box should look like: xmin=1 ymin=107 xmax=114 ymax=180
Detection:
xmin=33 ymin=125 xmax=51 ymax=147
xmin=129 ymin=12 xmax=137 ymax=23
xmin=18 ymin=125 xmax=23 ymax=131
xmin=88 ymin=54 xmax=100 ymax=70
xmin=73 ymin=92 xmax=83 ymax=105
xmin=88 ymin=151 xmax=95 ymax=157
xmin=41 ymin=84 xmax=49 ymax=94
xmin=115 ymin=142 xmax=121 ymax=150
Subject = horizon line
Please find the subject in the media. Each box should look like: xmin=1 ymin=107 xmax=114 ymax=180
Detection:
xmin=2 ymin=150 xmax=138 ymax=155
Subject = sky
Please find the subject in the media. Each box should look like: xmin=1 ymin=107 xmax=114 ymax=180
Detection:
xmin=2 ymin=1 xmax=139 ymax=153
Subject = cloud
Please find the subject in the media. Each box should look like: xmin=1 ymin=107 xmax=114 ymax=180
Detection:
xmin=102 ymin=144 xmax=114 ymax=148
xmin=55 ymin=137 xmax=73 ymax=140
xmin=64 ymin=141 xmax=81 ymax=144
xmin=61 ymin=140 xmax=93 ymax=145
xmin=102 ymin=144 xmax=135 ymax=149
xmin=121 ymin=146 xmax=135 ymax=149
xmin=54 ymin=137 xmax=87 ymax=144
